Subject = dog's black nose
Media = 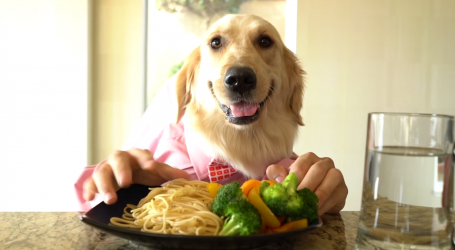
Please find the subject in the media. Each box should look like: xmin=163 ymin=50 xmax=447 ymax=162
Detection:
xmin=224 ymin=66 xmax=257 ymax=94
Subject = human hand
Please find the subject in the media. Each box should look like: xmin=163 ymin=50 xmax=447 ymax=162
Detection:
xmin=266 ymin=152 xmax=348 ymax=216
xmin=83 ymin=148 xmax=189 ymax=205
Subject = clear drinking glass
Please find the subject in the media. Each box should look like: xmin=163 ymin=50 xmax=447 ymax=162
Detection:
xmin=355 ymin=112 xmax=455 ymax=250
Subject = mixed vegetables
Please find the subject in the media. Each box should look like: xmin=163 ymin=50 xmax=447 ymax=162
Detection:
xmin=207 ymin=173 xmax=319 ymax=236
xmin=210 ymin=182 xmax=262 ymax=236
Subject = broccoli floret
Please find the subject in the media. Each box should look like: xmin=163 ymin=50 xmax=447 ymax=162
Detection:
xmin=218 ymin=199 xmax=262 ymax=236
xmin=294 ymin=188 xmax=319 ymax=223
xmin=211 ymin=182 xmax=244 ymax=216
xmin=211 ymin=182 xmax=262 ymax=236
xmin=260 ymin=173 xmax=319 ymax=223
xmin=259 ymin=181 xmax=270 ymax=194
xmin=259 ymin=173 xmax=300 ymax=216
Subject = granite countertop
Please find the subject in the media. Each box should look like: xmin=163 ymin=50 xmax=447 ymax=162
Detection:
xmin=0 ymin=211 xmax=360 ymax=250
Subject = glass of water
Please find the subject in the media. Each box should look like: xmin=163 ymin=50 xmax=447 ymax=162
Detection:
xmin=355 ymin=112 xmax=455 ymax=250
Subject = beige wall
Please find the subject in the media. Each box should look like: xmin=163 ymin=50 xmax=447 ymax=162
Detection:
xmin=290 ymin=0 xmax=455 ymax=211
xmin=90 ymin=0 xmax=144 ymax=164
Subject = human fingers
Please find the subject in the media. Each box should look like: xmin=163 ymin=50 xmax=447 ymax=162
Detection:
xmin=317 ymin=175 xmax=348 ymax=215
xmin=128 ymin=148 xmax=154 ymax=166
xmin=288 ymin=152 xmax=321 ymax=183
xmin=265 ymin=164 xmax=289 ymax=183
xmin=83 ymin=177 xmax=97 ymax=201
xmin=297 ymin=157 xmax=335 ymax=191
xmin=134 ymin=160 xmax=190 ymax=186
xmin=156 ymin=161 xmax=190 ymax=181
xmin=318 ymin=187 xmax=348 ymax=216
xmin=92 ymin=162 xmax=119 ymax=204
xmin=312 ymin=168 xmax=345 ymax=211
xmin=108 ymin=150 xmax=136 ymax=188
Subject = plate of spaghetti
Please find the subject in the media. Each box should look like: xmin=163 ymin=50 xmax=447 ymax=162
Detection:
xmin=80 ymin=179 xmax=322 ymax=250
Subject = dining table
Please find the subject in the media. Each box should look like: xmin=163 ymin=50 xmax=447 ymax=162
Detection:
xmin=0 ymin=211 xmax=360 ymax=250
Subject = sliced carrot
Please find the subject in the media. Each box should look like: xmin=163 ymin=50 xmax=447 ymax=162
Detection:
xmin=265 ymin=226 xmax=274 ymax=234
xmin=258 ymin=219 xmax=267 ymax=233
xmin=247 ymin=187 xmax=281 ymax=228
xmin=272 ymin=218 xmax=308 ymax=233
xmin=276 ymin=216 xmax=286 ymax=224
xmin=241 ymin=179 xmax=262 ymax=196
xmin=207 ymin=182 xmax=221 ymax=198
xmin=262 ymin=180 xmax=277 ymax=187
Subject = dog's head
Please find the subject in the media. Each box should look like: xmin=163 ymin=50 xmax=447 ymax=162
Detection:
xmin=176 ymin=14 xmax=304 ymax=127
xmin=174 ymin=15 xmax=305 ymax=177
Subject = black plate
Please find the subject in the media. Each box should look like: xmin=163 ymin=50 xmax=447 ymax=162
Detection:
xmin=80 ymin=184 xmax=322 ymax=250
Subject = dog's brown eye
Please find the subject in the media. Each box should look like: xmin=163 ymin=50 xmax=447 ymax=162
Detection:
xmin=259 ymin=37 xmax=272 ymax=48
xmin=211 ymin=38 xmax=222 ymax=49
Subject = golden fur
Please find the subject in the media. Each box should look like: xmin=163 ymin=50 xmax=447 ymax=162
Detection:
xmin=175 ymin=15 xmax=305 ymax=179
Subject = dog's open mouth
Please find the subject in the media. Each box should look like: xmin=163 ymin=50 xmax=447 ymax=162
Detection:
xmin=220 ymin=100 xmax=267 ymax=125
xmin=209 ymin=81 xmax=273 ymax=125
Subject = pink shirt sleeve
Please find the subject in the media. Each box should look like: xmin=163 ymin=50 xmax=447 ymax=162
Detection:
xmin=73 ymin=166 xmax=95 ymax=212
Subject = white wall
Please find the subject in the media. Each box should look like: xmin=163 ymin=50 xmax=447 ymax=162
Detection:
xmin=288 ymin=0 xmax=455 ymax=211
xmin=0 ymin=0 xmax=88 ymax=211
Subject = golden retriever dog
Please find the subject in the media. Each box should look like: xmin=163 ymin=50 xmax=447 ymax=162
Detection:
xmin=175 ymin=14 xmax=305 ymax=179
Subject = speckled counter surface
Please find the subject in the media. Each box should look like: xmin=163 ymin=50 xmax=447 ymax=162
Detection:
xmin=0 ymin=211 xmax=360 ymax=250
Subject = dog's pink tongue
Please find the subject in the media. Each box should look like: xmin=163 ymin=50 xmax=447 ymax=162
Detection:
xmin=230 ymin=102 xmax=259 ymax=117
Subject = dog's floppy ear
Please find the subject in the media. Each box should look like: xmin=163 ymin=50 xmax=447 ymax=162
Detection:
xmin=283 ymin=47 xmax=305 ymax=126
xmin=175 ymin=47 xmax=201 ymax=123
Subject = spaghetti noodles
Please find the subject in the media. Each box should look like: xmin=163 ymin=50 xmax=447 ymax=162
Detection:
xmin=110 ymin=179 xmax=222 ymax=235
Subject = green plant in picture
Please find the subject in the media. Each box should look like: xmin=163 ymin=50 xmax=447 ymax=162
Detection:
xmin=168 ymin=61 xmax=184 ymax=77
xmin=155 ymin=0 xmax=253 ymax=18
